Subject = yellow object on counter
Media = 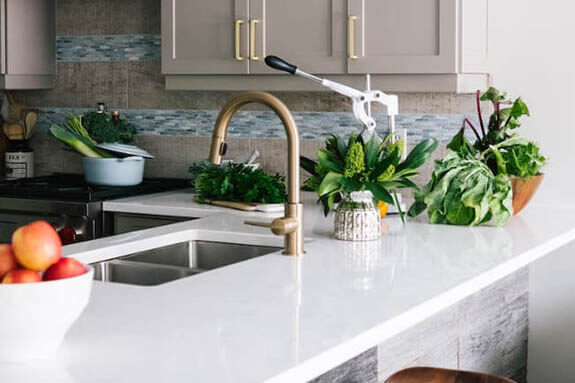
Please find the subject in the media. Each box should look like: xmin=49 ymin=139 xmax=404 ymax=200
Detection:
xmin=378 ymin=201 xmax=389 ymax=218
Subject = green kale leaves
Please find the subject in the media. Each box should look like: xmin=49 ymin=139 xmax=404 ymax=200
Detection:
xmin=82 ymin=112 xmax=136 ymax=144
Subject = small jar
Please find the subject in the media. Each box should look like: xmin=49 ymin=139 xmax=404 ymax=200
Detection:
xmin=5 ymin=140 xmax=34 ymax=180
xmin=334 ymin=190 xmax=381 ymax=241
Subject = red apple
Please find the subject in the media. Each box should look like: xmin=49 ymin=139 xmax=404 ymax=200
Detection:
xmin=0 ymin=244 xmax=18 ymax=280
xmin=2 ymin=269 xmax=42 ymax=284
xmin=43 ymin=257 xmax=87 ymax=281
xmin=12 ymin=221 xmax=62 ymax=272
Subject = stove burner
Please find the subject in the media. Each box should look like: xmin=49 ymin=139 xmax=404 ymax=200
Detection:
xmin=0 ymin=174 xmax=191 ymax=202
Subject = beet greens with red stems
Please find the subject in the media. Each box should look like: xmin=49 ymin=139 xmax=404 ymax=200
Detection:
xmin=448 ymin=87 xmax=546 ymax=178
xmin=408 ymin=87 xmax=547 ymax=226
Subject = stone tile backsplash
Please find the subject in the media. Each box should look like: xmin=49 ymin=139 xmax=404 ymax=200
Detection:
xmin=38 ymin=107 xmax=478 ymax=143
xmin=44 ymin=32 xmax=480 ymax=143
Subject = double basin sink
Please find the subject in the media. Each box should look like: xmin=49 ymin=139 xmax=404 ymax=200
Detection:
xmin=93 ymin=241 xmax=281 ymax=286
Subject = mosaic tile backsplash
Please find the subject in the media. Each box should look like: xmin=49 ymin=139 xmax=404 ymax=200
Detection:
xmin=38 ymin=108 xmax=478 ymax=143
xmin=57 ymin=35 xmax=161 ymax=62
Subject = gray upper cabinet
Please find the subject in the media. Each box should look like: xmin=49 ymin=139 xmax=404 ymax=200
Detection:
xmin=162 ymin=0 xmax=490 ymax=93
xmin=162 ymin=0 xmax=249 ymax=74
xmin=249 ymin=0 xmax=346 ymax=74
xmin=0 ymin=0 xmax=56 ymax=89
xmin=348 ymin=0 xmax=457 ymax=74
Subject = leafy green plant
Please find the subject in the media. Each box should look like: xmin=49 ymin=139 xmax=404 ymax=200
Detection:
xmin=49 ymin=114 xmax=114 ymax=158
xmin=408 ymin=149 xmax=513 ymax=226
xmin=501 ymin=141 xmax=546 ymax=178
xmin=191 ymin=163 xmax=287 ymax=204
xmin=188 ymin=160 xmax=219 ymax=187
xmin=82 ymin=112 xmax=136 ymax=144
xmin=451 ymin=87 xmax=546 ymax=177
xmin=301 ymin=134 xmax=438 ymax=220
xmin=409 ymin=87 xmax=547 ymax=226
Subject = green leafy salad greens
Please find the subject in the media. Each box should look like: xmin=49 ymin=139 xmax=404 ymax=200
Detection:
xmin=301 ymin=133 xmax=438 ymax=220
xmin=190 ymin=161 xmax=287 ymax=204
xmin=408 ymin=87 xmax=546 ymax=226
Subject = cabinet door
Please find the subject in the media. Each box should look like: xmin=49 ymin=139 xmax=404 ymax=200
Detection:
xmin=162 ymin=0 xmax=249 ymax=74
xmin=348 ymin=0 xmax=457 ymax=74
xmin=5 ymin=0 xmax=55 ymax=77
xmin=0 ymin=0 xmax=5 ymax=75
xmin=249 ymin=0 xmax=346 ymax=74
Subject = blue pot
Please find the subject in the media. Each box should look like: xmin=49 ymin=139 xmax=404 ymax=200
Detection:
xmin=82 ymin=157 xmax=145 ymax=186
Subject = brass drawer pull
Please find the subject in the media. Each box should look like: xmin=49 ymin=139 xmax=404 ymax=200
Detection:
xmin=250 ymin=19 xmax=260 ymax=60
xmin=235 ymin=19 xmax=244 ymax=61
xmin=348 ymin=15 xmax=358 ymax=59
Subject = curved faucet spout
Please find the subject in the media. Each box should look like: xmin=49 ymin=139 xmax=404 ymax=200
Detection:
xmin=209 ymin=91 xmax=304 ymax=256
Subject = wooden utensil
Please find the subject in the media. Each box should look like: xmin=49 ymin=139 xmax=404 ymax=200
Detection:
xmin=23 ymin=109 xmax=38 ymax=139
xmin=198 ymin=197 xmax=258 ymax=211
xmin=9 ymin=104 xmax=23 ymax=122
xmin=195 ymin=196 xmax=284 ymax=213
xmin=4 ymin=122 xmax=25 ymax=140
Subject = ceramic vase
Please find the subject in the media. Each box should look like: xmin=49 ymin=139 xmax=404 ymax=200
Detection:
xmin=334 ymin=191 xmax=381 ymax=241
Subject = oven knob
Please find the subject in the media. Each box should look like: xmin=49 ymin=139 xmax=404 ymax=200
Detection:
xmin=58 ymin=227 xmax=77 ymax=245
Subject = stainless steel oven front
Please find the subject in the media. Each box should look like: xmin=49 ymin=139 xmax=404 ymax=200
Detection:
xmin=0 ymin=197 xmax=103 ymax=243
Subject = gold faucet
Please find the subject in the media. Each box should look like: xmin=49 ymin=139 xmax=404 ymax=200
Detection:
xmin=209 ymin=91 xmax=304 ymax=256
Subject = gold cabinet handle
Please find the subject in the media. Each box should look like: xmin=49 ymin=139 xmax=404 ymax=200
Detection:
xmin=250 ymin=19 xmax=260 ymax=60
xmin=348 ymin=15 xmax=358 ymax=59
xmin=235 ymin=19 xmax=244 ymax=61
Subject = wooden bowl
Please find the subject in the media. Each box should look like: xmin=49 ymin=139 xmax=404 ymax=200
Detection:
xmin=511 ymin=174 xmax=543 ymax=215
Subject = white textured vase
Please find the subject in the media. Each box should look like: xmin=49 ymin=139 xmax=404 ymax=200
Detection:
xmin=334 ymin=191 xmax=381 ymax=241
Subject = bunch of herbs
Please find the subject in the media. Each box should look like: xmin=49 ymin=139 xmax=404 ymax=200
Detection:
xmin=191 ymin=163 xmax=287 ymax=204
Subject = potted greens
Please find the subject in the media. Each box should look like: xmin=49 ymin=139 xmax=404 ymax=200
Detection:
xmin=50 ymin=112 xmax=148 ymax=186
xmin=302 ymin=134 xmax=437 ymax=241
xmin=408 ymin=87 xmax=546 ymax=226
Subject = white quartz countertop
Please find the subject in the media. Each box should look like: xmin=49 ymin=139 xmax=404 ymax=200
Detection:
xmin=3 ymin=198 xmax=575 ymax=383
xmin=102 ymin=188 xmax=283 ymax=219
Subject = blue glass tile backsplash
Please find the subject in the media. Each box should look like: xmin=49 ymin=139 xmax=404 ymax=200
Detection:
xmin=38 ymin=108 xmax=478 ymax=142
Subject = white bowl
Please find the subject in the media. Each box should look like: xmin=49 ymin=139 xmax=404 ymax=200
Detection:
xmin=0 ymin=266 xmax=94 ymax=362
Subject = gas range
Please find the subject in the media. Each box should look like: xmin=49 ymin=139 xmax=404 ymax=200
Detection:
xmin=0 ymin=174 xmax=191 ymax=243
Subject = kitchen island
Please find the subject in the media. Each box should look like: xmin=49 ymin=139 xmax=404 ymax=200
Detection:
xmin=1 ymin=198 xmax=574 ymax=383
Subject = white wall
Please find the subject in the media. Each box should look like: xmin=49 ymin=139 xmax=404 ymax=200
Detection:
xmin=487 ymin=2 xmax=575 ymax=381
xmin=488 ymin=1 xmax=575 ymax=206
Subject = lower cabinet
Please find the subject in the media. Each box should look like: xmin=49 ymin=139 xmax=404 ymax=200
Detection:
xmin=112 ymin=213 xmax=193 ymax=235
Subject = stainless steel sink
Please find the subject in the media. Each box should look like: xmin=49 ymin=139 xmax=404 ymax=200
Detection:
xmin=93 ymin=241 xmax=281 ymax=286
xmin=93 ymin=260 xmax=201 ymax=286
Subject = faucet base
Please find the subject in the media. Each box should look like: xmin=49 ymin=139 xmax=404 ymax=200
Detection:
xmin=284 ymin=203 xmax=304 ymax=256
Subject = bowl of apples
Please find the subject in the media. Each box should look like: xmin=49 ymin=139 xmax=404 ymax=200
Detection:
xmin=0 ymin=221 xmax=93 ymax=362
